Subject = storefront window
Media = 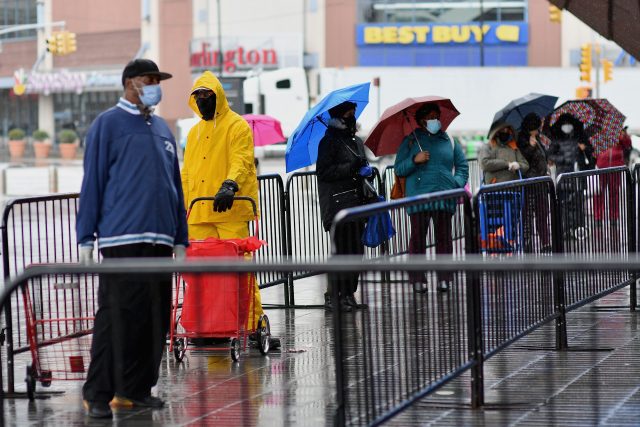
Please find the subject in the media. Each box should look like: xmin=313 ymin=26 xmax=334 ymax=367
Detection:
xmin=362 ymin=0 xmax=527 ymax=24
xmin=0 ymin=90 xmax=38 ymax=137
xmin=53 ymin=91 xmax=120 ymax=144
xmin=0 ymin=0 xmax=38 ymax=40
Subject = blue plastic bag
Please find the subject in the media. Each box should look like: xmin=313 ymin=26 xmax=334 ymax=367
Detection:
xmin=362 ymin=200 xmax=396 ymax=248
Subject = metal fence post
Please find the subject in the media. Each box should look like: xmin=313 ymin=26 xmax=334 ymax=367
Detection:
xmin=551 ymin=181 xmax=568 ymax=350
xmin=1 ymin=209 xmax=13 ymax=393
xmin=467 ymin=197 xmax=484 ymax=407
xmin=283 ymin=188 xmax=294 ymax=307
xmin=628 ymin=169 xmax=637 ymax=311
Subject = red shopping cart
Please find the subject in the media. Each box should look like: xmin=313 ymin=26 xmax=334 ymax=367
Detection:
xmin=21 ymin=273 xmax=97 ymax=400
xmin=169 ymin=196 xmax=270 ymax=362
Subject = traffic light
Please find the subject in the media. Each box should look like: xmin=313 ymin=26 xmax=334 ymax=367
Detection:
xmin=602 ymin=59 xmax=613 ymax=83
xmin=575 ymin=87 xmax=592 ymax=99
xmin=45 ymin=31 xmax=77 ymax=56
xmin=64 ymin=32 xmax=77 ymax=54
xmin=549 ymin=5 xmax=562 ymax=23
xmin=579 ymin=43 xmax=592 ymax=82
xmin=46 ymin=32 xmax=60 ymax=55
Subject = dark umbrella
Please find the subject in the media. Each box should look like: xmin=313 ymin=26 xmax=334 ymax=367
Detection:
xmin=544 ymin=98 xmax=626 ymax=155
xmin=490 ymin=93 xmax=558 ymax=135
xmin=549 ymin=1 xmax=640 ymax=61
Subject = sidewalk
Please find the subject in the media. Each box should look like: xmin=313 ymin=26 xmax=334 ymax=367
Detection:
xmin=3 ymin=278 xmax=639 ymax=426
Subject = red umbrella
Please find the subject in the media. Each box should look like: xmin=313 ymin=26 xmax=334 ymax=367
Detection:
xmin=365 ymin=96 xmax=460 ymax=156
xmin=242 ymin=114 xmax=286 ymax=147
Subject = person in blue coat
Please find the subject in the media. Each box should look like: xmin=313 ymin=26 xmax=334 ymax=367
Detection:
xmin=76 ymin=59 xmax=189 ymax=419
xmin=394 ymin=103 xmax=469 ymax=292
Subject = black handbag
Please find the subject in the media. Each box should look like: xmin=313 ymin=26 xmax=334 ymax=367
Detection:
xmin=331 ymin=188 xmax=361 ymax=211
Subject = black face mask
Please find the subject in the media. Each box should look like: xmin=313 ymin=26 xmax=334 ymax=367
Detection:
xmin=196 ymin=94 xmax=216 ymax=121
xmin=342 ymin=116 xmax=356 ymax=133
xmin=497 ymin=132 xmax=512 ymax=144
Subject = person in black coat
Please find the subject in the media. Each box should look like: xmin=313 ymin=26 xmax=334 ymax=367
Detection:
xmin=517 ymin=113 xmax=551 ymax=251
xmin=316 ymin=101 xmax=374 ymax=311
xmin=547 ymin=113 xmax=594 ymax=174
xmin=316 ymin=101 xmax=374 ymax=312
xmin=547 ymin=113 xmax=594 ymax=240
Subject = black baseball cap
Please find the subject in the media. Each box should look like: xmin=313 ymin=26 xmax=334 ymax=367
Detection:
xmin=121 ymin=58 xmax=172 ymax=86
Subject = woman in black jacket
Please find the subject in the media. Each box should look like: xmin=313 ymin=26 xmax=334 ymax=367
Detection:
xmin=547 ymin=113 xmax=594 ymax=240
xmin=316 ymin=101 xmax=374 ymax=312
xmin=517 ymin=113 xmax=551 ymax=251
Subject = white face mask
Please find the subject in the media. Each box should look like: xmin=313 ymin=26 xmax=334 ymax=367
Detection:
xmin=561 ymin=124 xmax=574 ymax=134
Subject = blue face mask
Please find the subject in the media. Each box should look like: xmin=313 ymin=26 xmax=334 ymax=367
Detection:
xmin=135 ymin=83 xmax=162 ymax=107
xmin=426 ymin=119 xmax=441 ymax=134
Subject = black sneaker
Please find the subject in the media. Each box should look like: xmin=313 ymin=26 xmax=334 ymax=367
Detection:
xmin=324 ymin=293 xmax=333 ymax=311
xmin=83 ymin=400 xmax=112 ymax=418
xmin=345 ymin=294 xmax=368 ymax=309
xmin=269 ymin=337 xmax=281 ymax=351
xmin=339 ymin=297 xmax=353 ymax=312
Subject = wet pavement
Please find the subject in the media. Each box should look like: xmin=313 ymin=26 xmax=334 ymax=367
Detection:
xmin=1 ymin=160 xmax=639 ymax=425
xmin=2 ymin=277 xmax=639 ymax=426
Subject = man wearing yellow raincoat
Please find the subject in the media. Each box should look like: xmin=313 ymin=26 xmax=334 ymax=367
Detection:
xmin=182 ymin=71 xmax=278 ymax=348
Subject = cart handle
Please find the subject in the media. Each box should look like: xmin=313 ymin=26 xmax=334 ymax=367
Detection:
xmin=186 ymin=196 xmax=259 ymax=237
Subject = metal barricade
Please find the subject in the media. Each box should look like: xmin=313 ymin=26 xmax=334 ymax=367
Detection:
xmin=284 ymin=168 xmax=384 ymax=305
xmin=556 ymin=167 xmax=636 ymax=311
xmin=330 ymin=189 xmax=481 ymax=425
xmin=253 ymin=174 xmax=288 ymax=294
xmin=380 ymin=165 xmax=467 ymax=257
xmin=474 ymin=177 xmax=560 ymax=354
xmin=0 ymin=193 xmax=95 ymax=394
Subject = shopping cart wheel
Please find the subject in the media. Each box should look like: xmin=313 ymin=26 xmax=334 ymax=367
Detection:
xmin=230 ymin=338 xmax=240 ymax=362
xmin=257 ymin=314 xmax=271 ymax=355
xmin=25 ymin=365 xmax=36 ymax=401
xmin=174 ymin=338 xmax=186 ymax=363
xmin=40 ymin=370 xmax=52 ymax=387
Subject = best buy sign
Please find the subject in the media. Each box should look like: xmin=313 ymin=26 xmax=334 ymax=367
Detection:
xmin=357 ymin=22 xmax=528 ymax=46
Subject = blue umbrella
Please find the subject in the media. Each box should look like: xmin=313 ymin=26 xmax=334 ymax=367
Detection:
xmin=490 ymin=93 xmax=558 ymax=135
xmin=285 ymin=82 xmax=370 ymax=173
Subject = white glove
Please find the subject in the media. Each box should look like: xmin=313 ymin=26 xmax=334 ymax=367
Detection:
xmin=79 ymin=246 xmax=94 ymax=264
xmin=173 ymin=244 xmax=186 ymax=261
xmin=508 ymin=162 xmax=520 ymax=171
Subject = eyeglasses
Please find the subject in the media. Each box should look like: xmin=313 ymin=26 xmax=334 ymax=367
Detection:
xmin=193 ymin=90 xmax=214 ymax=99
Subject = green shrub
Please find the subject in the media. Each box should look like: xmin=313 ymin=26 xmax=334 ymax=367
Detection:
xmin=58 ymin=129 xmax=78 ymax=144
xmin=32 ymin=129 xmax=50 ymax=142
xmin=8 ymin=128 xmax=26 ymax=141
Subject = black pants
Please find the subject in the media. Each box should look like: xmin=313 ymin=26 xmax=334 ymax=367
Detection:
xmin=82 ymin=243 xmax=173 ymax=403
xmin=328 ymin=220 xmax=366 ymax=296
xmin=409 ymin=210 xmax=454 ymax=282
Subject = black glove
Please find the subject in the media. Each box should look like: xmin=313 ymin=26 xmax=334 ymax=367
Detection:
xmin=213 ymin=180 xmax=238 ymax=213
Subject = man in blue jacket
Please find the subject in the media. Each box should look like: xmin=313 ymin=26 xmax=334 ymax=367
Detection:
xmin=76 ymin=59 xmax=188 ymax=418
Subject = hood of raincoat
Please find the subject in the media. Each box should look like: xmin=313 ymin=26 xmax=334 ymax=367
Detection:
xmin=181 ymin=71 xmax=259 ymax=228
xmin=188 ymin=71 xmax=230 ymax=121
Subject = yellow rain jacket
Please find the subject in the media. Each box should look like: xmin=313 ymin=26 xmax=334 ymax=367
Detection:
xmin=182 ymin=71 xmax=259 ymax=224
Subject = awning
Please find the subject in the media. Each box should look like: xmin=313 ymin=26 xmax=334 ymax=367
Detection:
xmin=549 ymin=0 xmax=640 ymax=60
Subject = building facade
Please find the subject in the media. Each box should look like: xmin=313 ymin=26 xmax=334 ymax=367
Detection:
xmin=0 ymin=0 xmax=633 ymax=143
xmin=0 ymin=0 xmax=192 ymax=141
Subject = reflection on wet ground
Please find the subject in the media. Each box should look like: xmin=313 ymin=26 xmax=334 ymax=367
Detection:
xmin=3 ymin=277 xmax=640 ymax=426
